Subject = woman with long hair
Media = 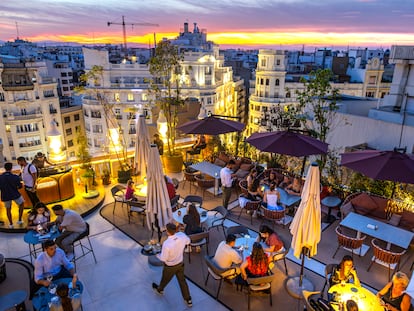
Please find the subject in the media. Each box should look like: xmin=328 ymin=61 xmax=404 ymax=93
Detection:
xmin=236 ymin=242 xmax=270 ymax=287
xmin=49 ymin=274 xmax=82 ymax=311
xmin=329 ymin=255 xmax=360 ymax=287
xmin=263 ymin=183 xmax=282 ymax=211
xmin=183 ymin=204 xmax=202 ymax=235
xmin=257 ymin=225 xmax=284 ymax=253
xmin=27 ymin=202 xmax=50 ymax=230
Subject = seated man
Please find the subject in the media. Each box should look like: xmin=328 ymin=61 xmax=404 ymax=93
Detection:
xmin=34 ymin=240 xmax=75 ymax=287
xmin=52 ymin=204 xmax=87 ymax=259
xmin=213 ymin=234 xmax=242 ymax=278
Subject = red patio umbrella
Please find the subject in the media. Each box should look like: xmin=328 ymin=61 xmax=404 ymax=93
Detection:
xmin=246 ymin=130 xmax=328 ymax=157
xmin=340 ymin=149 xmax=414 ymax=184
xmin=177 ymin=115 xmax=245 ymax=135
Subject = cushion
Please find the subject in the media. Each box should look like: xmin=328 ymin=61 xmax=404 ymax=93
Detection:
xmin=214 ymin=158 xmax=226 ymax=167
xmin=399 ymin=210 xmax=414 ymax=231
xmin=387 ymin=214 xmax=402 ymax=226
xmin=235 ymin=169 xmax=250 ymax=179
xmin=240 ymin=163 xmax=253 ymax=171
xmin=351 ymin=193 xmax=379 ymax=215
xmin=341 ymin=202 xmax=355 ymax=217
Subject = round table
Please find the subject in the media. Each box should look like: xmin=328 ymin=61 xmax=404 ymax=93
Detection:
xmin=23 ymin=230 xmax=60 ymax=263
xmin=321 ymin=196 xmax=342 ymax=223
xmin=172 ymin=206 xmax=208 ymax=225
xmin=32 ymin=278 xmax=83 ymax=311
xmin=328 ymin=283 xmax=384 ymax=310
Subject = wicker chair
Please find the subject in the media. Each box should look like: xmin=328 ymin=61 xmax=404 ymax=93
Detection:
xmin=239 ymin=179 xmax=249 ymax=196
xmin=182 ymin=170 xmax=199 ymax=193
xmin=333 ymin=226 xmax=366 ymax=259
xmin=238 ymin=200 xmax=262 ymax=225
xmin=368 ymin=238 xmax=406 ymax=281
xmin=260 ymin=206 xmax=286 ymax=228
xmin=195 ymin=175 xmax=215 ymax=199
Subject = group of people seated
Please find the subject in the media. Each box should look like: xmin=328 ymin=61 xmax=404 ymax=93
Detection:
xmin=125 ymin=175 xmax=177 ymax=202
xmin=239 ymin=168 xmax=303 ymax=212
xmin=320 ymin=255 xmax=412 ymax=311
xmin=212 ymin=225 xmax=284 ymax=286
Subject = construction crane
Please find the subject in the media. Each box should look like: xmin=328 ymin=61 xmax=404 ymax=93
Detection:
xmin=107 ymin=15 xmax=159 ymax=53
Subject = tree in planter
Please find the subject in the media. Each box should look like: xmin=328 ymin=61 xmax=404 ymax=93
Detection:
xmin=148 ymin=40 xmax=184 ymax=157
xmin=75 ymin=65 xmax=132 ymax=182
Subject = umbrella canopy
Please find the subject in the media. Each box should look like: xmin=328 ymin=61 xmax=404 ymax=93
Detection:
xmin=246 ymin=130 xmax=328 ymax=157
xmin=340 ymin=150 xmax=414 ymax=184
xmin=134 ymin=115 xmax=151 ymax=177
xmin=146 ymin=145 xmax=172 ymax=232
xmin=290 ymin=163 xmax=321 ymax=259
xmin=177 ymin=115 xmax=245 ymax=135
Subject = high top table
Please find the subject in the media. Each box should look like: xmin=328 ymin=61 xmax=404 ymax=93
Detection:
xmin=190 ymin=161 xmax=223 ymax=196
xmin=340 ymin=212 xmax=414 ymax=249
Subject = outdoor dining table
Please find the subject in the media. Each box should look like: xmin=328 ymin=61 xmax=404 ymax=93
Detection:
xmin=189 ymin=161 xmax=223 ymax=196
xmin=340 ymin=212 xmax=414 ymax=250
xmin=172 ymin=206 xmax=208 ymax=225
xmin=32 ymin=278 xmax=83 ymax=311
xmin=23 ymin=229 xmax=60 ymax=263
xmin=328 ymin=283 xmax=384 ymax=310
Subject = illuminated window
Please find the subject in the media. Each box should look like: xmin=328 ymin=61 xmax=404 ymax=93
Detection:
xmin=114 ymin=93 xmax=120 ymax=102
xmin=142 ymin=93 xmax=148 ymax=102
xmin=127 ymin=93 xmax=134 ymax=101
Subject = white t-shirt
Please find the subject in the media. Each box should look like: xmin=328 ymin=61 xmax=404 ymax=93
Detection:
xmin=157 ymin=232 xmax=190 ymax=266
xmin=22 ymin=163 xmax=37 ymax=187
xmin=213 ymin=241 xmax=242 ymax=269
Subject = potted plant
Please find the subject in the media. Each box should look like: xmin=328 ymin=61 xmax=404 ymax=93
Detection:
xmin=149 ymin=40 xmax=185 ymax=173
xmin=102 ymin=168 xmax=111 ymax=185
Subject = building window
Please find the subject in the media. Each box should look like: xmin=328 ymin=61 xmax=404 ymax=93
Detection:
xmin=66 ymin=128 xmax=73 ymax=135
xmin=61 ymin=72 xmax=67 ymax=77
xmin=127 ymin=93 xmax=134 ymax=101
xmin=74 ymin=114 xmax=80 ymax=121
xmin=286 ymin=92 xmax=291 ymax=98
xmin=265 ymin=79 xmax=269 ymax=86
xmin=368 ymin=76 xmax=376 ymax=84
xmin=92 ymin=124 xmax=103 ymax=133
xmin=366 ymin=91 xmax=375 ymax=98
xmin=261 ymin=58 xmax=266 ymax=67
xmin=64 ymin=116 xmax=71 ymax=123
xmin=275 ymin=79 xmax=280 ymax=86
xmin=277 ymin=59 xmax=280 ymax=66
xmin=68 ymin=140 xmax=74 ymax=147
xmin=142 ymin=93 xmax=148 ymax=101
xmin=0 ymin=93 xmax=4 ymax=101
xmin=69 ymin=151 xmax=75 ymax=157
xmin=114 ymin=93 xmax=120 ymax=102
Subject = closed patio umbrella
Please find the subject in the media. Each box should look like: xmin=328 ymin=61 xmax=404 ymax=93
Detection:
xmin=286 ymin=163 xmax=321 ymax=298
xmin=146 ymin=145 xmax=172 ymax=241
xmin=134 ymin=115 xmax=151 ymax=178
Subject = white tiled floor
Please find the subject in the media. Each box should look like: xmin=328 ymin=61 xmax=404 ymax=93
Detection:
xmin=0 ymin=190 xmax=229 ymax=311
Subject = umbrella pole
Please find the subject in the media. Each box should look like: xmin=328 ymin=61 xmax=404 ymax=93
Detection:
xmin=285 ymin=247 xmax=314 ymax=299
xmin=299 ymin=247 xmax=306 ymax=286
xmin=300 ymin=156 xmax=307 ymax=177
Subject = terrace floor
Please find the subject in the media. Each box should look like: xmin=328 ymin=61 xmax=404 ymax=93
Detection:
xmin=1 ymin=172 xmax=414 ymax=310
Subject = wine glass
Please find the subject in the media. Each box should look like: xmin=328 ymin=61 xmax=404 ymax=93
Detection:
xmin=45 ymin=272 xmax=53 ymax=283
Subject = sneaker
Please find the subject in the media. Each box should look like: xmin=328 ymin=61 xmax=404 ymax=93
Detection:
xmin=8 ymin=224 xmax=14 ymax=229
xmin=185 ymin=299 xmax=192 ymax=307
xmin=16 ymin=220 xmax=24 ymax=225
xmin=152 ymin=283 xmax=164 ymax=295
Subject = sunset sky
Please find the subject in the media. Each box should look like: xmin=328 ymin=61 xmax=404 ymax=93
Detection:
xmin=1 ymin=0 xmax=414 ymax=50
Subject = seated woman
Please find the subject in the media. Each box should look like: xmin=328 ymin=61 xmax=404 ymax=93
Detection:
xmin=125 ymin=180 xmax=139 ymax=201
xmin=183 ymin=204 xmax=203 ymax=236
xmin=246 ymin=169 xmax=257 ymax=190
xmin=279 ymin=175 xmax=291 ymax=189
xmin=285 ymin=177 xmax=303 ymax=196
xmin=329 ymin=255 xmax=360 ymax=288
xmin=263 ymin=171 xmax=278 ymax=186
xmin=262 ymin=183 xmax=283 ymax=211
xmin=377 ymin=271 xmax=412 ymax=311
xmin=27 ymin=202 xmax=51 ymax=230
xmin=165 ymin=176 xmax=176 ymax=200
xmin=257 ymin=225 xmax=284 ymax=253
xmin=50 ymin=274 xmax=82 ymax=311
xmin=187 ymin=134 xmax=207 ymax=156
xmin=236 ymin=242 xmax=271 ymax=287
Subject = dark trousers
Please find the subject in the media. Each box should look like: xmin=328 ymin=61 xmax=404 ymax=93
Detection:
xmin=222 ymin=186 xmax=232 ymax=210
xmin=55 ymin=230 xmax=81 ymax=254
xmin=25 ymin=187 xmax=40 ymax=207
xmin=158 ymin=262 xmax=190 ymax=301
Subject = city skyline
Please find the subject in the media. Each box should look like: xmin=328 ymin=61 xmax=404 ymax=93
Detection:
xmin=1 ymin=0 xmax=414 ymax=49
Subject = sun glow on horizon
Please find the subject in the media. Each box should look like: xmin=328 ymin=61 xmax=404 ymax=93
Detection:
xmin=17 ymin=31 xmax=414 ymax=48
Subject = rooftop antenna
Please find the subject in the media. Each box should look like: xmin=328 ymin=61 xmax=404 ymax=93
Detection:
xmin=15 ymin=21 xmax=20 ymax=40
xmin=107 ymin=16 xmax=159 ymax=55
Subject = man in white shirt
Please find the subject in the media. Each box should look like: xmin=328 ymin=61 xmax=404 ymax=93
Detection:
xmin=220 ymin=159 xmax=236 ymax=210
xmin=52 ymin=205 xmax=87 ymax=259
xmin=152 ymin=223 xmax=192 ymax=307
xmin=213 ymin=234 xmax=242 ymax=277
xmin=17 ymin=156 xmax=40 ymax=207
